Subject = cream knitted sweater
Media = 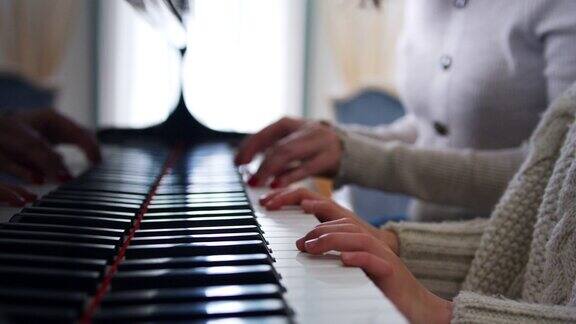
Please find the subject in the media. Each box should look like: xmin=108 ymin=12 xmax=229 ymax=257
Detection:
xmin=384 ymin=84 xmax=576 ymax=322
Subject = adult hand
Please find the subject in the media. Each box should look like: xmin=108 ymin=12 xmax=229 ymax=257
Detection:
xmin=0 ymin=182 xmax=37 ymax=207
xmin=300 ymin=230 xmax=453 ymax=324
xmin=259 ymin=187 xmax=399 ymax=254
xmin=235 ymin=117 xmax=343 ymax=188
xmin=0 ymin=109 xmax=101 ymax=184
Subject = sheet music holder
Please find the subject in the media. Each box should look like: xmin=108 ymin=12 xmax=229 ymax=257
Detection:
xmin=99 ymin=0 xmax=245 ymax=145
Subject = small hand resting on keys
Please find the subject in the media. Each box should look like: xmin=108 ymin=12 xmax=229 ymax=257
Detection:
xmin=0 ymin=109 xmax=101 ymax=206
xmin=259 ymin=187 xmax=453 ymax=324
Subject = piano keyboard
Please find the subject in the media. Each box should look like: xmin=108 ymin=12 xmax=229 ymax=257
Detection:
xmin=0 ymin=144 xmax=406 ymax=323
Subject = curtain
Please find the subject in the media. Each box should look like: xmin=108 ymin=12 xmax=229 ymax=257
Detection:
xmin=0 ymin=0 xmax=78 ymax=85
xmin=319 ymin=0 xmax=404 ymax=98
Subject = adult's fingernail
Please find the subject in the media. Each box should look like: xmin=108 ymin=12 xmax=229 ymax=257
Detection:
xmin=9 ymin=198 xmax=26 ymax=207
xmin=270 ymin=179 xmax=281 ymax=189
xmin=57 ymin=172 xmax=74 ymax=183
xmin=247 ymin=176 xmax=259 ymax=187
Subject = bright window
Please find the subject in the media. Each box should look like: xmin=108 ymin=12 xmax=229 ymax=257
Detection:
xmin=98 ymin=0 xmax=306 ymax=133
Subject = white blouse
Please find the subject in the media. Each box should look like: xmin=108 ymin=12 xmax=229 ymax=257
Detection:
xmin=339 ymin=0 xmax=576 ymax=221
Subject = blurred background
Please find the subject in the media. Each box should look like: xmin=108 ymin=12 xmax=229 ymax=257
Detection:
xmin=0 ymin=0 xmax=407 ymax=222
xmin=0 ymin=0 xmax=404 ymax=132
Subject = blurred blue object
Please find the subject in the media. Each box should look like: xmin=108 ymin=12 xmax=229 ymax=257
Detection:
xmin=0 ymin=73 xmax=54 ymax=110
xmin=333 ymin=88 xmax=410 ymax=226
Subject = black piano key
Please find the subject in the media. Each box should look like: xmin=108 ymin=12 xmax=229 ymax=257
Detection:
xmin=0 ymin=287 xmax=87 ymax=311
xmin=101 ymin=284 xmax=282 ymax=306
xmin=130 ymin=232 xmax=264 ymax=245
xmin=151 ymin=192 xmax=246 ymax=201
xmin=142 ymin=209 xmax=253 ymax=218
xmin=111 ymin=265 xmax=279 ymax=290
xmin=155 ymin=187 xmax=244 ymax=195
xmin=54 ymin=190 xmax=147 ymax=200
xmin=0 ymin=266 xmax=100 ymax=293
xmin=0 ymin=305 xmax=77 ymax=323
xmin=22 ymin=207 xmax=135 ymax=219
xmin=60 ymin=183 xmax=151 ymax=195
xmin=93 ymin=299 xmax=288 ymax=322
xmin=0 ymin=222 xmax=125 ymax=237
xmin=75 ymin=175 xmax=155 ymax=186
xmin=0 ymin=229 xmax=122 ymax=245
xmin=135 ymin=225 xmax=263 ymax=237
xmin=119 ymin=254 xmax=271 ymax=271
xmin=35 ymin=199 xmax=142 ymax=213
xmin=149 ymin=196 xmax=247 ymax=205
xmin=12 ymin=213 xmax=132 ymax=230
xmin=0 ymin=238 xmax=116 ymax=260
xmin=146 ymin=201 xmax=250 ymax=213
xmin=45 ymin=193 xmax=144 ymax=205
xmin=125 ymin=240 xmax=269 ymax=259
xmin=139 ymin=216 xmax=258 ymax=230
xmin=0 ymin=253 xmax=107 ymax=272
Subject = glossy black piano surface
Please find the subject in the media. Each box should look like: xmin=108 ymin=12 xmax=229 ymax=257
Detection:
xmin=0 ymin=143 xmax=293 ymax=323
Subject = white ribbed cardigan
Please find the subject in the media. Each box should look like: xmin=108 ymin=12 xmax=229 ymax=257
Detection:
xmin=384 ymin=83 xmax=576 ymax=322
xmin=336 ymin=0 xmax=576 ymax=221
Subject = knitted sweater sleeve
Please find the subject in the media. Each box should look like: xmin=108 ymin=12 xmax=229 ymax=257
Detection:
xmin=452 ymin=291 xmax=576 ymax=323
xmin=339 ymin=114 xmax=419 ymax=144
xmin=334 ymin=130 xmax=527 ymax=213
xmin=383 ymin=219 xmax=488 ymax=299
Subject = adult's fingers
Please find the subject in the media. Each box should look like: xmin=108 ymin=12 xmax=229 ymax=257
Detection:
xmin=261 ymin=187 xmax=325 ymax=210
xmin=0 ymin=153 xmax=35 ymax=183
xmin=0 ymin=183 xmax=27 ymax=207
xmin=303 ymin=232 xmax=384 ymax=257
xmin=41 ymin=111 xmax=102 ymax=163
xmin=235 ymin=117 xmax=304 ymax=166
xmin=4 ymin=184 xmax=37 ymax=202
xmin=295 ymin=223 xmax=363 ymax=251
xmin=272 ymin=153 xmax=334 ymax=188
xmin=0 ymin=125 xmax=67 ymax=182
xmin=250 ymin=130 xmax=326 ymax=186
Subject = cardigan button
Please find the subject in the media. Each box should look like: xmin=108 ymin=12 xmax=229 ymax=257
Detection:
xmin=434 ymin=121 xmax=449 ymax=136
xmin=440 ymin=55 xmax=452 ymax=70
xmin=453 ymin=0 xmax=468 ymax=8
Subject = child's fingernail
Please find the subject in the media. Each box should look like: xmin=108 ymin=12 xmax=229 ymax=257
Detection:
xmin=295 ymin=238 xmax=306 ymax=251
xmin=304 ymin=239 xmax=318 ymax=249
xmin=341 ymin=253 xmax=354 ymax=262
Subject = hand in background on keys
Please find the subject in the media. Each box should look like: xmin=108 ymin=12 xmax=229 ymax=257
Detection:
xmin=0 ymin=182 xmax=37 ymax=207
xmin=235 ymin=117 xmax=343 ymax=188
xmin=259 ymin=187 xmax=399 ymax=254
xmin=0 ymin=109 xmax=101 ymax=205
xmin=261 ymin=188 xmax=453 ymax=324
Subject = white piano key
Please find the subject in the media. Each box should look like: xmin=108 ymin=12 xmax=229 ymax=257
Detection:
xmin=294 ymin=309 xmax=407 ymax=324
xmin=285 ymin=286 xmax=384 ymax=300
xmin=273 ymin=254 xmax=343 ymax=268
xmin=266 ymin=237 xmax=301 ymax=244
